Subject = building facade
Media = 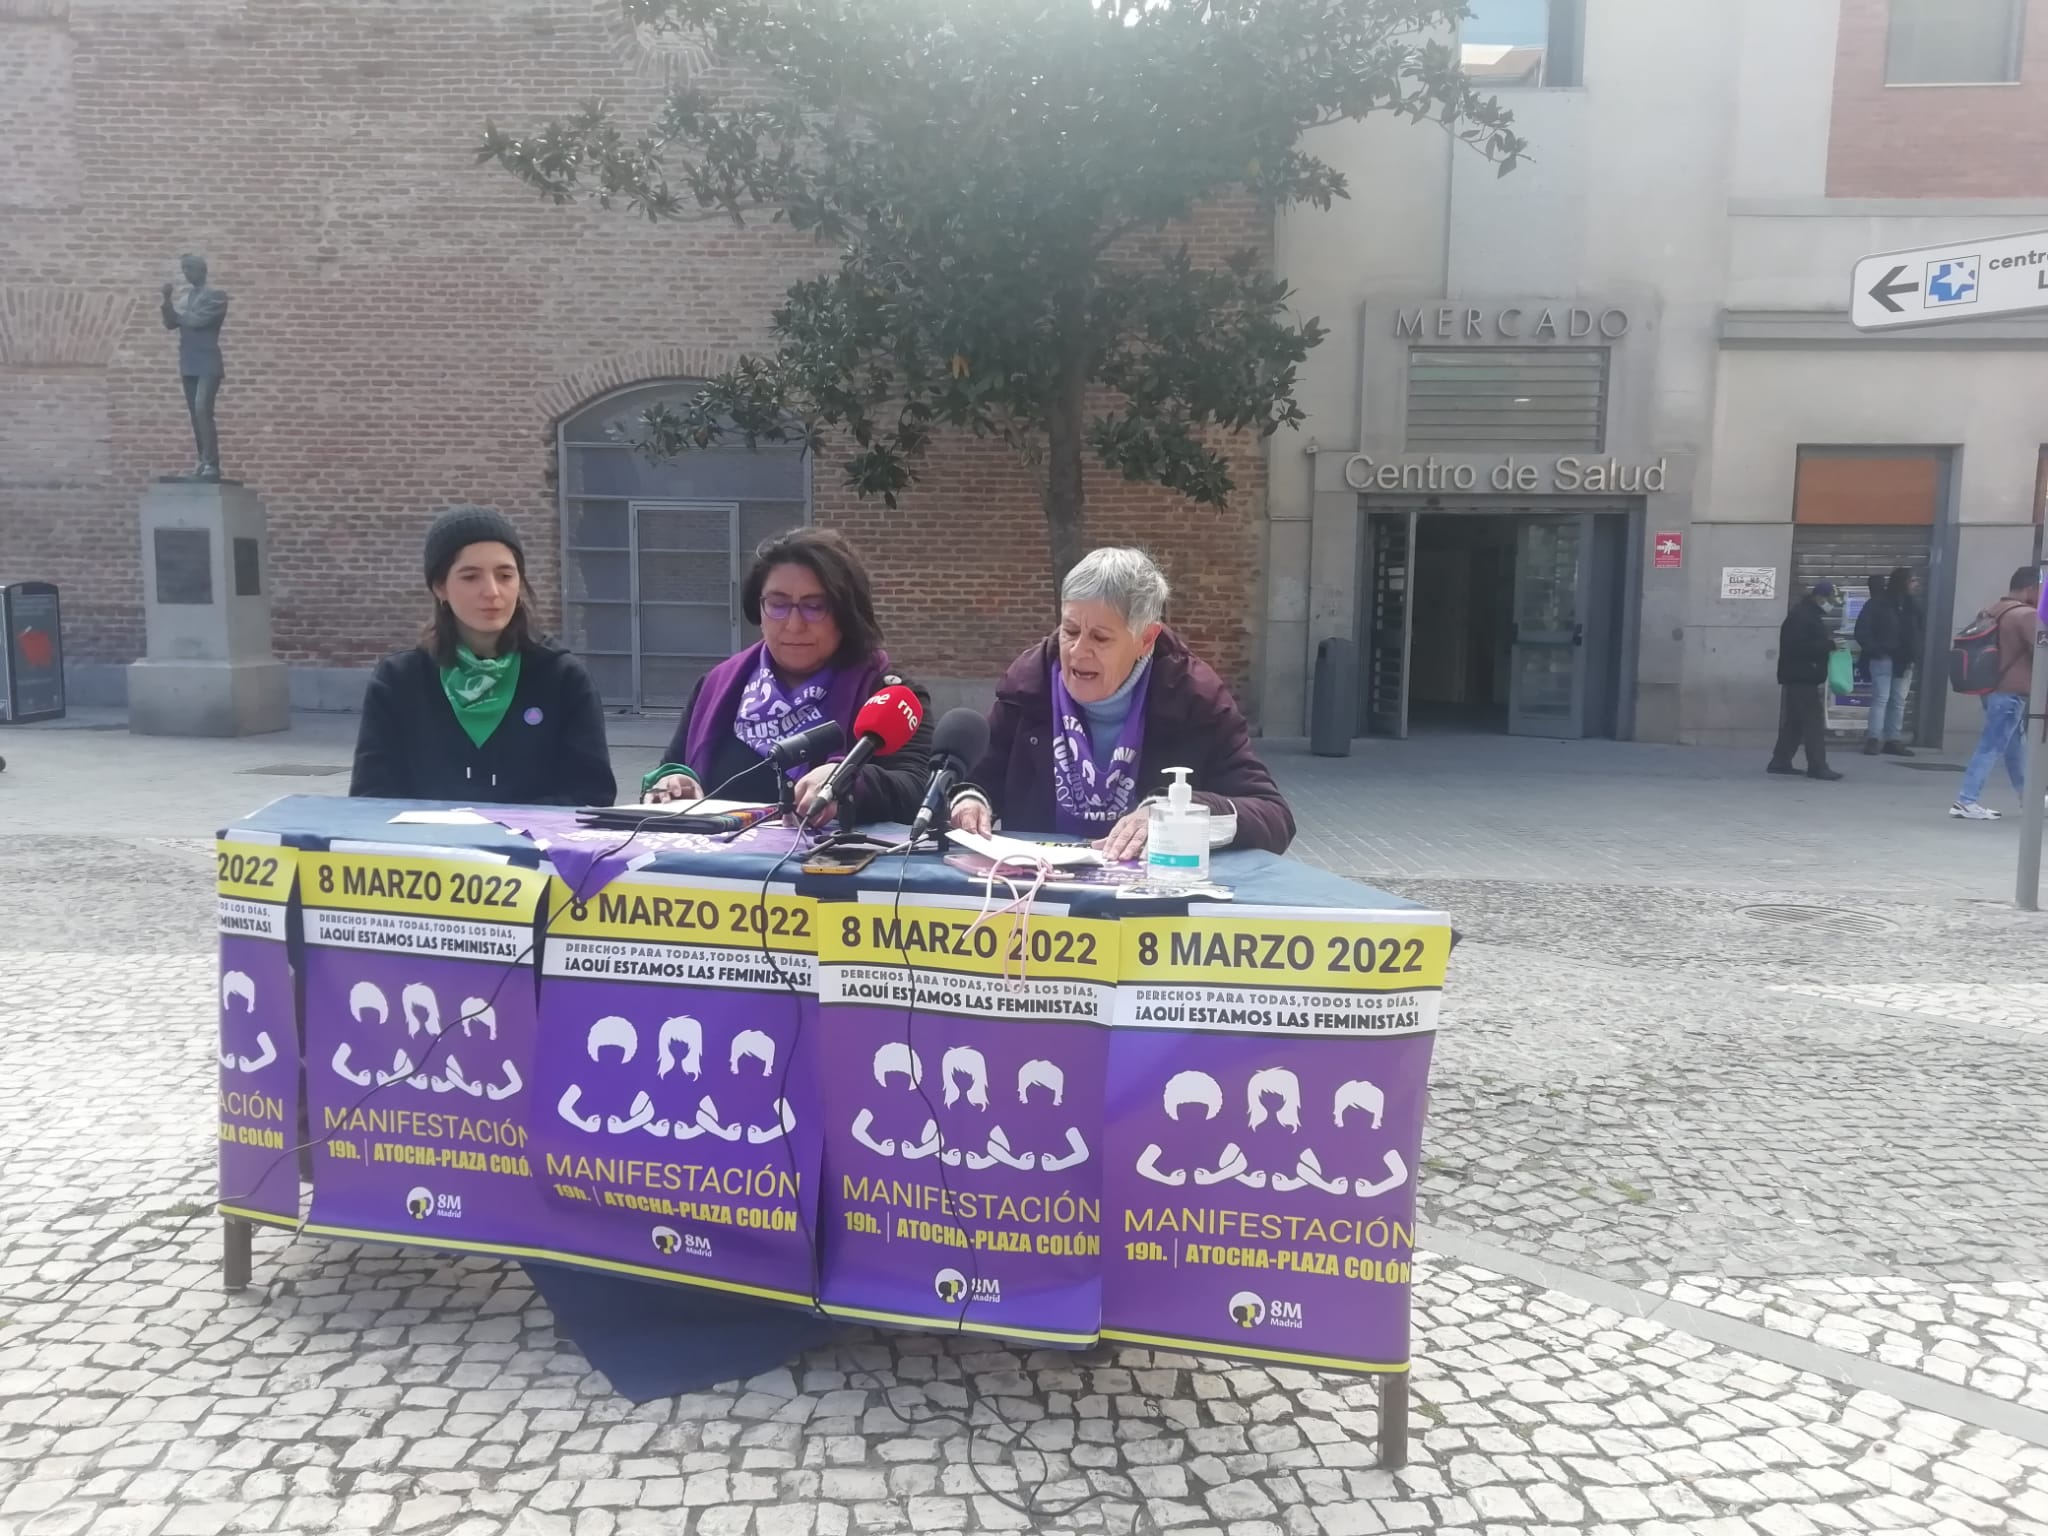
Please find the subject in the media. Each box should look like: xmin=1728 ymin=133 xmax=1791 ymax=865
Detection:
xmin=0 ymin=0 xmax=1266 ymax=715
xmin=1262 ymin=0 xmax=2048 ymax=750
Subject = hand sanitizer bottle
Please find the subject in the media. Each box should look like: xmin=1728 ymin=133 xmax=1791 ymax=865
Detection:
xmin=1145 ymin=767 xmax=1210 ymax=888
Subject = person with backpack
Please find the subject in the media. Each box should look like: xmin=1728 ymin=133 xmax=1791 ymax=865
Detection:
xmin=1768 ymin=581 xmax=1844 ymax=781
xmin=1950 ymin=565 xmax=2042 ymax=821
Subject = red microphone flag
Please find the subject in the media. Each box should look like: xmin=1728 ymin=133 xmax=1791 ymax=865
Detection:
xmin=854 ymin=684 xmax=923 ymax=755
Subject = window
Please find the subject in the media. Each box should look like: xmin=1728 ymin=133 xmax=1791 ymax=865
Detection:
xmin=1461 ymin=0 xmax=1584 ymax=89
xmin=1887 ymin=0 xmax=2023 ymax=84
xmin=558 ymin=381 xmax=809 ymax=710
xmin=1405 ymin=348 xmax=1608 ymax=452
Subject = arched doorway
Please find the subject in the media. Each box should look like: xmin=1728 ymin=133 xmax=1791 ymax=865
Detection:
xmin=558 ymin=381 xmax=810 ymax=711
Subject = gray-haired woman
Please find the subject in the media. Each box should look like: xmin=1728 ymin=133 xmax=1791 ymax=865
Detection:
xmin=950 ymin=547 xmax=1295 ymax=857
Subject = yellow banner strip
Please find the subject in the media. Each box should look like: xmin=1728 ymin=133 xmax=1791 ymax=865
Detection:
xmin=819 ymin=1301 xmax=1098 ymax=1346
xmin=217 ymin=1202 xmax=301 ymax=1230
xmin=821 ymin=902 xmax=1116 ymax=985
xmin=215 ymin=840 xmax=300 ymax=904
xmin=548 ymin=877 xmax=816 ymax=955
xmin=301 ymin=852 xmax=546 ymax=923
xmin=299 ymin=1222 xmax=812 ymax=1306
xmin=1120 ymin=917 xmax=1451 ymax=991
xmin=1101 ymin=1328 xmax=1408 ymax=1374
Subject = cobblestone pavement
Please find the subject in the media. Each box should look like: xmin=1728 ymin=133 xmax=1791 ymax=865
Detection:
xmin=3 ymin=715 xmax=2047 ymax=1536
xmin=1765 ymin=983 xmax=2048 ymax=1041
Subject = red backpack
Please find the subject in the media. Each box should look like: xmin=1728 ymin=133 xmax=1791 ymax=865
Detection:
xmin=1950 ymin=601 xmax=2022 ymax=695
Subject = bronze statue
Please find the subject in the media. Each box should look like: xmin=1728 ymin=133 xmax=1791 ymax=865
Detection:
xmin=160 ymin=254 xmax=229 ymax=482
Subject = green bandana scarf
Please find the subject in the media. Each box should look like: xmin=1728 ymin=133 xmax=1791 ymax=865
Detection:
xmin=440 ymin=645 xmax=522 ymax=748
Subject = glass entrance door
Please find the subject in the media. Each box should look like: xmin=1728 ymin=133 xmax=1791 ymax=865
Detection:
xmin=1508 ymin=515 xmax=1591 ymax=738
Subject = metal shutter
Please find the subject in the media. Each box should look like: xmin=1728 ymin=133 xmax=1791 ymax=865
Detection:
xmin=1406 ymin=348 xmax=1608 ymax=452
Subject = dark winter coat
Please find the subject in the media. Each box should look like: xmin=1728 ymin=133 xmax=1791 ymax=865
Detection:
xmin=1854 ymin=591 xmax=1923 ymax=669
xmin=350 ymin=641 xmax=616 ymax=806
xmin=1853 ymin=592 xmax=1901 ymax=661
xmin=963 ymin=628 xmax=1296 ymax=854
xmin=1893 ymin=592 xmax=1926 ymax=671
xmin=1776 ymin=597 xmax=1836 ymax=688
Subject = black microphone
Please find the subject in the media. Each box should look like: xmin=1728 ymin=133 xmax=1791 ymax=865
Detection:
xmin=909 ymin=709 xmax=991 ymax=844
xmin=806 ymin=684 xmax=924 ymax=827
xmin=766 ymin=718 xmax=845 ymax=771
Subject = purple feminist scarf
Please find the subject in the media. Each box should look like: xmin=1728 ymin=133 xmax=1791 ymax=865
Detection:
xmin=1049 ymin=661 xmax=1151 ymax=836
xmin=681 ymin=642 xmax=885 ymax=784
xmin=731 ymin=647 xmax=837 ymax=780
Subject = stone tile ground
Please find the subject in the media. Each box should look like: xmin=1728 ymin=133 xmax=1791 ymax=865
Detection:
xmin=3 ymin=718 xmax=2046 ymax=1535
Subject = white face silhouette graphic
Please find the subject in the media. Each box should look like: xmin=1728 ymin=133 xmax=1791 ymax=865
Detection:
xmin=1135 ymin=1069 xmax=1409 ymax=1199
xmin=555 ymin=1013 xmax=796 ymax=1145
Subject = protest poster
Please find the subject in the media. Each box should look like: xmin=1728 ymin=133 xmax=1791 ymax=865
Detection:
xmin=534 ymin=871 xmax=821 ymax=1304
xmin=215 ymin=834 xmax=303 ymax=1227
xmin=1100 ymin=905 xmax=1452 ymax=1372
xmin=298 ymin=846 xmax=549 ymax=1253
xmin=815 ymin=892 xmax=1115 ymax=1345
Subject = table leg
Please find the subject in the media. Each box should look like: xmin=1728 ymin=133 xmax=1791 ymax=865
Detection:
xmin=1377 ymin=1373 xmax=1409 ymax=1469
xmin=223 ymin=1213 xmax=253 ymax=1292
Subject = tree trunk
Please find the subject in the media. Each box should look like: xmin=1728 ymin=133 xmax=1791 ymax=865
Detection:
xmin=1043 ymin=329 xmax=1090 ymax=612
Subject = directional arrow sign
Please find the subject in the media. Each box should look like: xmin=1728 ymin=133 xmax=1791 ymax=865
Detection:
xmin=1852 ymin=229 xmax=2048 ymax=330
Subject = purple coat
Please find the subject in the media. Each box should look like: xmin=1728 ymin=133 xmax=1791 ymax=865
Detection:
xmin=965 ymin=629 xmax=1296 ymax=854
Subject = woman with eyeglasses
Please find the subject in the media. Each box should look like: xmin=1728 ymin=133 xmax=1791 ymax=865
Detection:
xmin=640 ymin=527 xmax=933 ymax=823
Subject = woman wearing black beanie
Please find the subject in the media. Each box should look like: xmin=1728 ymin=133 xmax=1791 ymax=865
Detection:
xmin=349 ymin=505 xmax=616 ymax=805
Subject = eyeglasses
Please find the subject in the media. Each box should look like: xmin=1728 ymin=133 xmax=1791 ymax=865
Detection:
xmin=761 ymin=595 xmax=833 ymax=623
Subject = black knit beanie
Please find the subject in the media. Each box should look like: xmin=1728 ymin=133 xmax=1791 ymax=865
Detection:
xmin=424 ymin=505 xmax=526 ymax=587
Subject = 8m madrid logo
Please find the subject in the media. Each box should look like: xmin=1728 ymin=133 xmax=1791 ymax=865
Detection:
xmin=934 ymin=1268 xmax=1001 ymax=1306
xmin=405 ymin=1186 xmax=460 ymax=1221
xmin=1227 ymin=1290 xmax=1303 ymax=1330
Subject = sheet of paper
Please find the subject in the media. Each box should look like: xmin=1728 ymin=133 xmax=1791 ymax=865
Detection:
xmin=609 ymin=798 xmax=778 ymax=818
xmin=946 ymin=829 xmax=1105 ymax=868
xmin=388 ymin=808 xmax=496 ymax=825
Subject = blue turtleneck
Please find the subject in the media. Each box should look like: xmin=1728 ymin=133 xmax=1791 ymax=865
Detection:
xmin=1074 ymin=654 xmax=1151 ymax=745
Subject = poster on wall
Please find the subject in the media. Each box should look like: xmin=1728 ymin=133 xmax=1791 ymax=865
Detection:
xmin=1099 ymin=905 xmax=1453 ymax=1374
xmin=1720 ymin=567 xmax=1778 ymax=600
xmin=534 ymin=871 xmax=822 ymax=1305
xmin=815 ymin=891 xmax=1116 ymax=1345
xmin=299 ymin=846 xmax=550 ymax=1253
xmin=215 ymin=833 xmax=303 ymax=1226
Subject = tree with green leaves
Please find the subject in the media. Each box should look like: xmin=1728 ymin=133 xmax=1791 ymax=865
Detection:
xmin=484 ymin=0 xmax=1522 ymax=588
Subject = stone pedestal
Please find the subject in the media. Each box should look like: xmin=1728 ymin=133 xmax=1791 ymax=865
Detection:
xmin=128 ymin=480 xmax=289 ymax=737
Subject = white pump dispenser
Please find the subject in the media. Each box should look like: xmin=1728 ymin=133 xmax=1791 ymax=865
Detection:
xmin=1144 ymin=766 xmax=1211 ymax=887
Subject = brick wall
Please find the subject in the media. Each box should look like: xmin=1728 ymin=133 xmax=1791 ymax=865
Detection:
xmin=0 ymin=0 xmax=1269 ymax=704
xmin=1827 ymin=0 xmax=2048 ymax=197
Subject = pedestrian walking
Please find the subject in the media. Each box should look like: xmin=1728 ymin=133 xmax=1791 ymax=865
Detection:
xmin=1950 ymin=565 xmax=2042 ymax=821
xmin=1768 ymin=580 xmax=1844 ymax=781
xmin=1856 ymin=567 xmax=1922 ymax=757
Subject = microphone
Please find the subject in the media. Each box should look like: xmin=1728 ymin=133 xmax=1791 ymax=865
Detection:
xmin=807 ymin=684 xmax=924 ymax=826
xmin=766 ymin=718 xmax=845 ymax=771
xmin=909 ymin=709 xmax=991 ymax=844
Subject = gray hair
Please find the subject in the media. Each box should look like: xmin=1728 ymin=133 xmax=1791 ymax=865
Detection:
xmin=1061 ymin=547 xmax=1170 ymax=631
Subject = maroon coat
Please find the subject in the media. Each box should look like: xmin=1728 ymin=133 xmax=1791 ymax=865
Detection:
xmin=964 ymin=629 xmax=1296 ymax=854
